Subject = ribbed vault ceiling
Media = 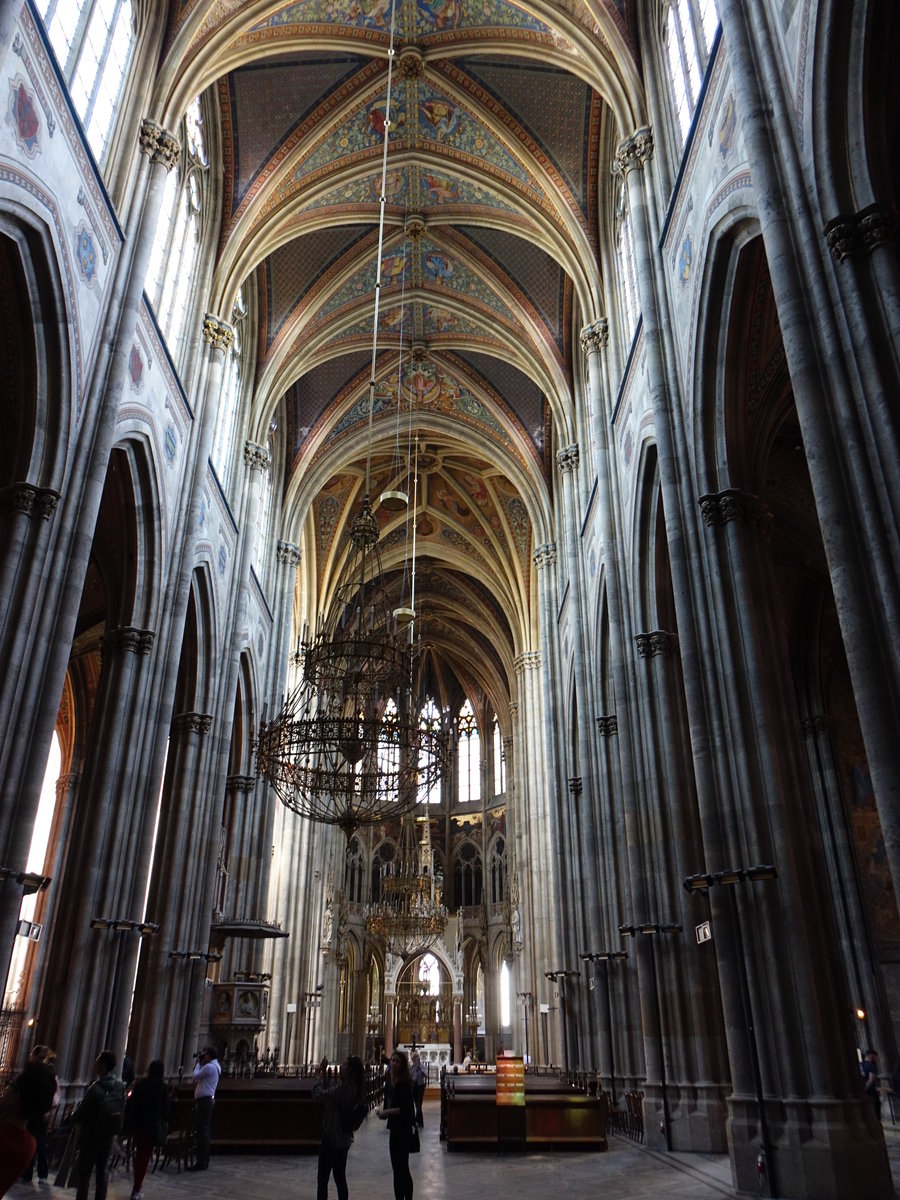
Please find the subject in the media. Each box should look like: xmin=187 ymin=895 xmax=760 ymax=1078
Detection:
xmin=154 ymin=0 xmax=642 ymax=712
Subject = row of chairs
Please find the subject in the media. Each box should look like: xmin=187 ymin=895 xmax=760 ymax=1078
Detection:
xmin=48 ymin=1095 xmax=197 ymax=1182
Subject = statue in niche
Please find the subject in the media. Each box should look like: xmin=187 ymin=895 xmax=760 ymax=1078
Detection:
xmin=322 ymin=903 xmax=333 ymax=950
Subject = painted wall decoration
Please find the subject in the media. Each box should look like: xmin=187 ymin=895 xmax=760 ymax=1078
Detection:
xmin=252 ymin=0 xmax=555 ymax=41
xmin=129 ymin=343 xmax=144 ymax=391
xmin=9 ymin=78 xmax=40 ymax=156
xmin=74 ymin=224 xmax=98 ymax=286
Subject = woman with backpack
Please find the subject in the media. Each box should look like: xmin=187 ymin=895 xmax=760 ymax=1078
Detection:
xmin=123 ymin=1059 xmax=169 ymax=1200
xmin=312 ymin=1055 xmax=366 ymax=1200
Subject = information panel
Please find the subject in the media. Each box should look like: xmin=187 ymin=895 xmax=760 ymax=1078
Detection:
xmin=496 ymin=1055 xmax=525 ymax=1107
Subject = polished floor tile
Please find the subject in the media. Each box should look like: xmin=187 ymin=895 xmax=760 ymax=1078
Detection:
xmin=7 ymin=1099 xmax=900 ymax=1199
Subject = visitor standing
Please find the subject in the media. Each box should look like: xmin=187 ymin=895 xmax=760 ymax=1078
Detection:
xmin=124 ymin=1059 xmax=169 ymax=1200
xmin=410 ymin=1053 xmax=426 ymax=1127
xmin=190 ymin=1046 xmax=221 ymax=1170
xmin=313 ymin=1055 xmax=365 ymax=1200
xmin=377 ymin=1050 xmax=415 ymax=1200
xmin=16 ymin=1043 xmax=58 ymax=1183
xmin=71 ymin=1049 xmax=127 ymax=1200
xmin=861 ymin=1048 xmax=881 ymax=1119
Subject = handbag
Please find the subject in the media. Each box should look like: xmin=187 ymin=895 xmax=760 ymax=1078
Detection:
xmin=409 ymin=1123 xmax=420 ymax=1154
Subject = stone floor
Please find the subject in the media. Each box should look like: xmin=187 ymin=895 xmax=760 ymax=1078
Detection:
xmin=7 ymin=1100 xmax=900 ymax=1200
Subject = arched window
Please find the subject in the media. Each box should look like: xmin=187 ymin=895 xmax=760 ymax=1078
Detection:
xmin=211 ymin=289 xmax=248 ymax=485
xmin=253 ymin=438 xmax=274 ymax=570
xmin=457 ymin=699 xmax=480 ymax=804
xmin=418 ymin=698 xmax=442 ymax=805
xmin=39 ymin=0 xmax=136 ymax=165
xmin=345 ymin=837 xmax=364 ymax=905
xmin=377 ymin=698 xmax=401 ymax=783
xmin=614 ymin=179 xmax=641 ymax=340
xmin=371 ymin=840 xmax=396 ymax=903
xmin=492 ymin=714 xmax=505 ymax=796
xmin=490 ymin=836 xmax=506 ymax=905
xmin=145 ymin=96 xmax=209 ymax=367
xmin=453 ymin=840 xmax=482 ymax=907
xmin=663 ymin=0 xmax=720 ymax=145
xmin=418 ymin=953 xmax=441 ymax=997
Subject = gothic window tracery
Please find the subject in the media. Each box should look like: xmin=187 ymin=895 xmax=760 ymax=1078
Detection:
xmin=345 ymin=836 xmax=364 ymax=905
xmin=453 ymin=840 xmax=482 ymax=908
xmin=418 ymin=698 xmax=442 ymax=805
xmin=662 ymin=0 xmax=720 ymax=144
xmin=371 ymin=839 xmax=396 ymax=903
xmin=38 ymin=0 xmax=135 ymax=164
xmin=457 ymin=699 xmax=480 ymax=804
xmin=492 ymin=714 xmax=505 ymax=796
xmin=211 ymin=288 xmax=247 ymax=488
xmin=490 ymin=836 xmax=506 ymax=906
xmin=145 ymin=96 xmax=209 ymax=368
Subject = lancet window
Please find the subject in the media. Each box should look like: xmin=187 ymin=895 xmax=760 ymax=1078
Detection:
xmin=38 ymin=0 xmax=135 ymax=164
xmin=458 ymin=699 xmax=480 ymax=804
xmin=662 ymin=0 xmax=720 ymax=144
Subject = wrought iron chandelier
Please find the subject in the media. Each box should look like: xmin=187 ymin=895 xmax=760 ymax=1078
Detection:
xmin=365 ymin=808 xmax=448 ymax=959
xmin=256 ymin=501 xmax=445 ymax=838
xmin=256 ymin=0 xmax=446 ymax=840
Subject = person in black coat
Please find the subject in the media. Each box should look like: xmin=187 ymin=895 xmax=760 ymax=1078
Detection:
xmin=377 ymin=1051 xmax=415 ymax=1200
xmin=124 ymin=1060 xmax=169 ymax=1200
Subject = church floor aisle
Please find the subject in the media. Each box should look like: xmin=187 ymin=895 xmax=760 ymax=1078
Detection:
xmin=8 ymin=1100 xmax=900 ymax=1199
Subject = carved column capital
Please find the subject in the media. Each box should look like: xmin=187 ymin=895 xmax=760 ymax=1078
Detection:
xmin=635 ymin=630 xmax=678 ymax=658
xmin=532 ymin=543 xmax=557 ymax=570
xmin=202 ymin=313 xmax=235 ymax=352
xmin=568 ymin=777 xmax=583 ymax=795
xmin=556 ymin=445 xmax=579 ymax=474
xmin=139 ymin=118 xmax=181 ymax=170
xmin=104 ymin=626 xmax=155 ymax=656
xmin=613 ymin=126 xmax=653 ymax=176
xmin=226 ymin=774 xmax=257 ymax=794
xmin=596 ymin=714 xmax=618 ymax=736
xmin=801 ymin=714 xmax=831 ymax=738
xmin=507 ymin=703 xmax=518 ymax=718
xmin=277 ymin=540 xmax=301 ymax=567
xmin=699 ymin=488 xmax=772 ymax=535
xmin=824 ymin=203 xmax=898 ymax=260
xmin=171 ymin=711 xmax=213 ymax=736
xmin=580 ymin=319 xmax=609 ymax=357
xmin=514 ymin=651 xmax=541 ymax=674
xmin=244 ymin=441 xmax=270 ymax=472
xmin=858 ymin=203 xmax=899 ymax=252
xmin=1 ymin=482 xmax=61 ymax=520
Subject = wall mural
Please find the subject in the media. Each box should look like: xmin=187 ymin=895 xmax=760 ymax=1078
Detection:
xmin=251 ymin=0 xmax=555 ymax=41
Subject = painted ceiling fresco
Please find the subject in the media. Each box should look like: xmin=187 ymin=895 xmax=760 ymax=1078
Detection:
xmin=159 ymin=0 xmax=633 ymax=705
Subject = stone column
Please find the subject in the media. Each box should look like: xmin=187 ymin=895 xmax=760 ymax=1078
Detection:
xmin=698 ymin=485 xmax=891 ymax=1198
xmin=801 ymin=715 xmax=891 ymax=1058
xmin=452 ymin=994 xmax=463 ymax=1063
xmin=33 ymin=627 xmax=158 ymax=1078
xmin=555 ymin=445 xmax=602 ymax=1017
xmin=220 ymin=774 xmax=262 ymax=977
xmin=384 ymin=993 xmax=396 ymax=1057
xmin=134 ymin=710 xmax=215 ymax=1072
xmin=0 ymin=118 xmax=180 ymax=994
xmin=716 ymin=0 xmax=900 ymax=929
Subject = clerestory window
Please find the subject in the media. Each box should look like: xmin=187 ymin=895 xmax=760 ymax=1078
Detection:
xmin=39 ymin=0 xmax=136 ymax=165
xmin=663 ymin=0 xmax=720 ymax=145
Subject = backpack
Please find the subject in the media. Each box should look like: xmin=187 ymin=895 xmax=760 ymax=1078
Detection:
xmin=94 ymin=1079 xmax=127 ymax=1137
xmin=343 ymin=1101 xmax=368 ymax=1132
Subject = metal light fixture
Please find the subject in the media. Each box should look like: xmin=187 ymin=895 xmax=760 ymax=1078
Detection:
xmin=365 ymin=809 xmax=447 ymax=958
xmin=256 ymin=2 xmax=446 ymax=839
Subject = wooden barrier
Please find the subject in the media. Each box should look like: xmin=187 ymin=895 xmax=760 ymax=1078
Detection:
xmin=442 ymin=1072 xmax=607 ymax=1151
